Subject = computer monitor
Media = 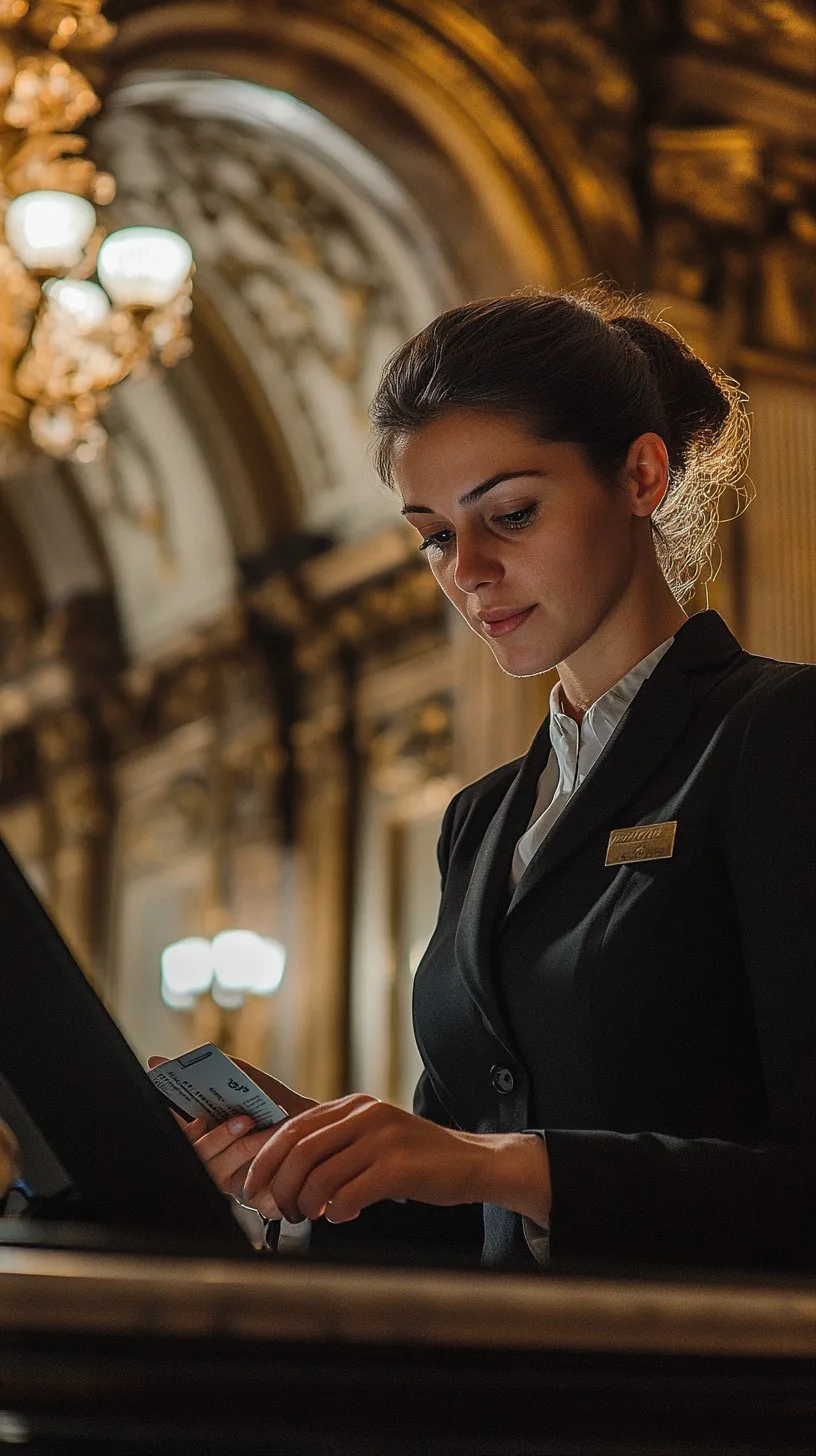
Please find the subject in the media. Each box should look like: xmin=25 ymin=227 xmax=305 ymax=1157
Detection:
xmin=0 ymin=834 xmax=254 ymax=1256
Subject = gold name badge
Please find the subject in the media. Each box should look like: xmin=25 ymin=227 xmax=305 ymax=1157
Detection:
xmin=605 ymin=820 xmax=677 ymax=867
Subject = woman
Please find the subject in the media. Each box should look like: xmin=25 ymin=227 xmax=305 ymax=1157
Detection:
xmin=170 ymin=285 xmax=815 ymax=1270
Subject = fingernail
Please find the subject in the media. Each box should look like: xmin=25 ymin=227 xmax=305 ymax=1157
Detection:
xmin=228 ymin=1117 xmax=251 ymax=1135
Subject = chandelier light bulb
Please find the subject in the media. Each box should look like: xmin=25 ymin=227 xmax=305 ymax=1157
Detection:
xmin=97 ymin=226 xmax=193 ymax=309
xmin=212 ymin=929 xmax=265 ymax=994
xmin=43 ymin=278 xmax=111 ymax=332
xmin=160 ymin=937 xmax=214 ymax=1010
xmin=4 ymin=190 xmax=96 ymax=271
xmin=250 ymin=939 xmax=286 ymax=996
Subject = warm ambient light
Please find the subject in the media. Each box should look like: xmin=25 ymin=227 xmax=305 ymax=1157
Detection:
xmin=42 ymin=278 xmax=111 ymax=331
xmin=97 ymin=226 xmax=193 ymax=309
xmin=160 ymin=932 xmax=286 ymax=1011
xmin=160 ymin=937 xmax=215 ymax=1011
xmin=4 ymin=190 xmax=97 ymax=271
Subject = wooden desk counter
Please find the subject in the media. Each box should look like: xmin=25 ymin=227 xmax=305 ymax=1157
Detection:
xmin=0 ymin=1245 xmax=813 ymax=1356
xmin=0 ymin=1247 xmax=813 ymax=1455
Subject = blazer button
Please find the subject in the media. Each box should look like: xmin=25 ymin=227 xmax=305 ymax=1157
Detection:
xmin=490 ymin=1065 xmax=515 ymax=1094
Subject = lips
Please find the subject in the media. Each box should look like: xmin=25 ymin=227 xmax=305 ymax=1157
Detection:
xmin=477 ymin=606 xmax=536 ymax=638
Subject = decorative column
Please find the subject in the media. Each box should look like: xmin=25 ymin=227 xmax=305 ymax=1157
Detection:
xmin=289 ymin=632 xmax=354 ymax=1102
xmin=35 ymin=708 xmax=111 ymax=983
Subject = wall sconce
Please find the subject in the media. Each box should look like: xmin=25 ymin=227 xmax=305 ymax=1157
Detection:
xmin=160 ymin=930 xmax=286 ymax=1011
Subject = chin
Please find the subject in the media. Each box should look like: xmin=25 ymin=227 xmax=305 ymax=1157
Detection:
xmin=488 ymin=644 xmax=556 ymax=678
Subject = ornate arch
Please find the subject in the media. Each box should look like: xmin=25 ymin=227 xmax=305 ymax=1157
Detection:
xmin=105 ymin=0 xmax=634 ymax=286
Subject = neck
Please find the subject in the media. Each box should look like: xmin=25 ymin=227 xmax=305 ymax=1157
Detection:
xmin=557 ymin=579 xmax=688 ymax=725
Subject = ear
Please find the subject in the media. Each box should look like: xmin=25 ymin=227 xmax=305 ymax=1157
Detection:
xmin=621 ymin=432 xmax=670 ymax=518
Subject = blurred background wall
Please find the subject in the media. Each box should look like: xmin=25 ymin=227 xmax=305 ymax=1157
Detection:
xmin=0 ymin=0 xmax=813 ymax=1102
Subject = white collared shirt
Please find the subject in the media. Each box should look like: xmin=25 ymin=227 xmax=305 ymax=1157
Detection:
xmin=510 ymin=635 xmax=676 ymax=892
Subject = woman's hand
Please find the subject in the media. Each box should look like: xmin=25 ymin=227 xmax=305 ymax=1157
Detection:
xmin=147 ymin=1055 xmax=319 ymax=1214
xmin=241 ymin=1094 xmax=552 ymax=1226
xmin=0 ymin=1120 xmax=19 ymax=1202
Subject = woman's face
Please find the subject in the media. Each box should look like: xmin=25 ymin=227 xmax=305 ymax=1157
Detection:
xmin=394 ymin=409 xmax=666 ymax=677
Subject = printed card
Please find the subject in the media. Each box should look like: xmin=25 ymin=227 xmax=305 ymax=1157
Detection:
xmin=149 ymin=1043 xmax=287 ymax=1130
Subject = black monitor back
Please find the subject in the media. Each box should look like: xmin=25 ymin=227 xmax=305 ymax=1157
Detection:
xmin=0 ymin=834 xmax=253 ymax=1255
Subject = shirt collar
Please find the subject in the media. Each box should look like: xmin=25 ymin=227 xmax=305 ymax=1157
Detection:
xmin=549 ymin=635 xmax=676 ymax=751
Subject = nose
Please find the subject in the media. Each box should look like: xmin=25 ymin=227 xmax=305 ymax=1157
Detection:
xmin=452 ymin=529 xmax=502 ymax=595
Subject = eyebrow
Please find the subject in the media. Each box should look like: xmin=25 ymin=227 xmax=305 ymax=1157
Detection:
xmin=400 ymin=470 xmax=547 ymax=515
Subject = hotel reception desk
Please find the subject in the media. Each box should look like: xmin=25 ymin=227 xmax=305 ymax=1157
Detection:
xmin=0 ymin=1236 xmax=814 ymax=1454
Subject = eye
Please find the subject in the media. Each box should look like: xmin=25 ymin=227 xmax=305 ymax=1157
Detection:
xmin=416 ymin=505 xmax=537 ymax=555
xmin=496 ymin=506 xmax=536 ymax=529
xmin=417 ymin=529 xmax=454 ymax=555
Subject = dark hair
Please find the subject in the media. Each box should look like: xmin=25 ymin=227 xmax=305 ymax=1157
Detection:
xmin=369 ymin=282 xmax=751 ymax=602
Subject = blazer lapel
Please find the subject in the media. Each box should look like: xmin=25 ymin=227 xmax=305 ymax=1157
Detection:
xmin=504 ymin=610 xmax=743 ymax=922
xmin=452 ymin=712 xmax=551 ymax=1050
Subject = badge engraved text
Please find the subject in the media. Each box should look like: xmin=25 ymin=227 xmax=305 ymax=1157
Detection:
xmin=605 ymin=820 xmax=677 ymax=866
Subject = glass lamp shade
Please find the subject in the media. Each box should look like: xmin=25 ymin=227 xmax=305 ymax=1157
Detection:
xmin=212 ymin=930 xmax=286 ymax=1000
xmin=43 ymin=278 xmax=111 ymax=332
xmin=250 ymin=939 xmax=286 ymax=996
xmin=4 ymin=191 xmax=97 ymax=271
xmin=97 ymin=226 xmax=193 ymax=309
xmin=160 ymin=937 xmax=214 ymax=1010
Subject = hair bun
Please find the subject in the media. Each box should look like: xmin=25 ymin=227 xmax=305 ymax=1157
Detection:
xmin=610 ymin=314 xmax=730 ymax=473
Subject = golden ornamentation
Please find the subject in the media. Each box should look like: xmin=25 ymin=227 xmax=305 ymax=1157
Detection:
xmin=23 ymin=1 xmax=116 ymax=52
xmin=34 ymin=705 xmax=93 ymax=766
xmin=684 ymin=0 xmax=816 ymax=80
xmin=3 ymin=133 xmax=115 ymax=202
xmin=0 ymin=0 xmax=193 ymax=465
xmin=2 ymin=48 xmax=99 ymax=132
xmin=331 ymin=566 xmax=442 ymax=646
xmin=755 ymin=148 xmax=816 ymax=353
xmin=128 ymin=774 xmax=212 ymax=870
xmin=650 ymin=126 xmax=765 ymax=233
xmin=365 ymin=695 xmax=453 ymax=793
xmin=757 ymin=237 xmax=816 ymax=353
xmin=50 ymin=762 xmax=108 ymax=840
xmin=652 ymin=214 xmax=715 ymax=304
xmin=464 ymin=1 xmax=638 ymax=167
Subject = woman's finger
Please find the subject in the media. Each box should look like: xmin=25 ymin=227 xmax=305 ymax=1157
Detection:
xmin=323 ymin=1167 xmax=382 ymax=1223
xmin=196 ymin=1127 xmax=271 ymax=1196
xmin=244 ymin=1095 xmax=376 ymax=1200
xmin=281 ymin=1140 xmax=374 ymax=1223
xmin=263 ymin=1116 xmax=377 ymax=1221
xmin=0 ymin=1121 xmax=19 ymax=1199
xmin=189 ymin=1115 xmax=256 ymax=1162
xmin=173 ymin=1112 xmax=209 ymax=1142
xmin=0 ymin=1121 xmax=18 ymax=1160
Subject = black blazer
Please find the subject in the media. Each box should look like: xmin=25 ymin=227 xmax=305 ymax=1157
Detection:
xmin=409 ymin=609 xmax=815 ymax=1271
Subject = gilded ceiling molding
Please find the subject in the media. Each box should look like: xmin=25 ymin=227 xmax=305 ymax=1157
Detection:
xmin=650 ymin=127 xmax=765 ymax=235
xmin=683 ymin=0 xmax=816 ymax=80
xmin=106 ymin=0 xmax=629 ymax=284
xmin=649 ymin=123 xmax=816 ymax=357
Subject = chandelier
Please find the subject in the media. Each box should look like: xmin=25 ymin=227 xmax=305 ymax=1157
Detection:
xmin=0 ymin=0 xmax=193 ymax=467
